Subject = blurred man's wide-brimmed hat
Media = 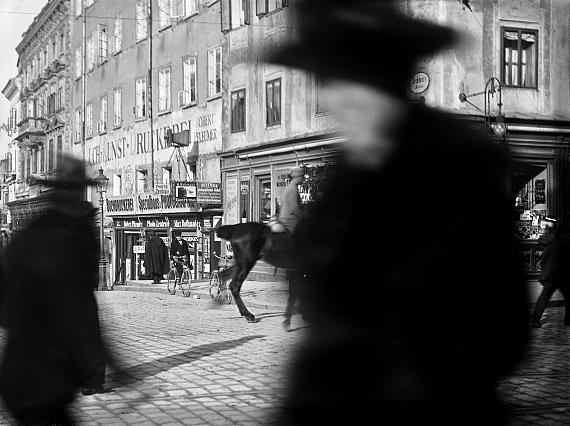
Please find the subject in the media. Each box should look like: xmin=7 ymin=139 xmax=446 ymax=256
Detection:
xmin=266 ymin=0 xmax=457 ymax=92
xmin=31 ymin=154 xmax=98 ymax=190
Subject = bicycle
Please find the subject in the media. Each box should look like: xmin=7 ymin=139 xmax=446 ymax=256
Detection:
xmin=209 ymin=252 xmax=233 ymax=304
xmin=166 ymin=255 xmax=192 ymax=297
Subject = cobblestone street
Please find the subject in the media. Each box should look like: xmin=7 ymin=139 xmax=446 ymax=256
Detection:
xmin=0 ymin=291 xmax=305 ymax=425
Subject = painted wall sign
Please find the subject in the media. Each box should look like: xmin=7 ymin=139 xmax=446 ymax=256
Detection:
xmin=409 ymin=72 xmax=430 ymax=94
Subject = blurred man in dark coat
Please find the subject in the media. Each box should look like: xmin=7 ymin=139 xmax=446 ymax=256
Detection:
xmin=144 ymin=230 xmax=169 ymax=283
xmin=0 ymin=154 xmax=107 ymax=425
xmin=266 ymin=1 xmax=529 ymax=425
xmin=530 ymin=217 xmax=570 ymax=327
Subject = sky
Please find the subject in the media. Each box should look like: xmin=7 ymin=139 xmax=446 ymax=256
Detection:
xmin=0 ymin=0 xmax=48 ymax=123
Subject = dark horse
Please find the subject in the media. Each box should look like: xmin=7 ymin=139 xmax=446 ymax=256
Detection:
xmin=216 ymin=222 xmax=302 ymax=328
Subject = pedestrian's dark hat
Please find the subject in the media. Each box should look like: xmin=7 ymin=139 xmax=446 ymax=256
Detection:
xmin=265 ymin=0 xmax=457 ymax=94
xmin=30 ymin=154 xmax=98 ymax=189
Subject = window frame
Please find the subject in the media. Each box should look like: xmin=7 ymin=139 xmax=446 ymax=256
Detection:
xmin=501 ymin=27 xmax=538 ymax=89
xmin=136 ymin=0 xmax=148 ymax=41
xmin=182 ymin=55 xmax=197 ymax=105
xmin=158 ymin=66 xmax=172 ymax=112
xmin=207 ymin=45 xmax=222 ymax=97
xmin=114 ymin=17 xmax=123 ymax=54
xmin=99 ymin=95 xmax=108 ymax=133
xmin=230 ymin=88 xmax=246 ymax=133
xmin=86 ymin=102 xmax=93 ymax=137
xmin=135 ymin=77 xmax=147 ymax=119
xmin=265 ymin=78 xmax=281 ymax=127
xmin=113 ymin=88 xmax=122 ymax=127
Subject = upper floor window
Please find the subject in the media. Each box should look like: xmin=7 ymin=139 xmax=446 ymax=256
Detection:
xmin=98 ymin=24 xmax=108 ymax=63
xmin=135 ymin=77 xmax=147 ymax=118
xmin=207 ymin=46 xmax=222 ymax=97
xmin=158 ymin=67 xmax=171 ymax=112
xmin=75 ymin=0 xmax=82 ymax=17
xmin=222 ymin=0 xmax=250 ymax=30
xmin=75 ymin=48 xmax=82 ymax=79
xmin=266 ymin=78 xmax=281 ymax=127
xmin=182 ymin=0 xmax=197 ymax=16
xmin=99 ymin=96 xmax=108 ymax=133
xmin=502 ymin=28 xmax=537 ymax=88
xmin=315 ymin=77 xmax=329 ymax=114
xmin=158 ymin=0 xmax=172 ymax=28
xmin=75 ymin=109 xmax=82 ymax=143
xmin=85 ymin=0 xmax=94 ymax=7
xmin=256 ymin=0 xmax=287 ymax=15
xmin=86 ymin=103 xmax=93 ymax=137
xmin=114 ymin=17 xmax=123 ymax=53
xmin=113 ymin=88 xmax=122 ymax=127
xmin=136 ymin=0 xmax=148 ymax=41
xmin=182 ymin=56 xmax=197 ymax=105
xmin=231 ymin=89 xmax=246 ymax=132
xmin=86 ymin=35 xmax=94 ymax=71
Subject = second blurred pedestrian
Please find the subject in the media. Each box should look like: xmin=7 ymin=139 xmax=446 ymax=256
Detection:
xmin=144 ymin=230 xmax=169 ymax=283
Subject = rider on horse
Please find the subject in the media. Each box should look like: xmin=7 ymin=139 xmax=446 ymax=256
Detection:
xmin=271 ymin=166 xmax=305 ymax=235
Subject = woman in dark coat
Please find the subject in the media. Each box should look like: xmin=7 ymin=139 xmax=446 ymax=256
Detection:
xmin=144 ymin=231 xmax=170 ymax=283
xmin=0 ymin=155 xmax=107 ymax=425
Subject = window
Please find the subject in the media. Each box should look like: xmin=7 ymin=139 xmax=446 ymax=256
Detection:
xmin=114 ymin=17 xmax=122 ymax=53
xmin=162 ymin=167 xmax=172 ymax=186
xmin=31 ymin=149 xmax=37 ymax=174
xmin=207 ymin=46 xmax=222 ymax=97
xmin=316 ymin=77 xmax=329 ymax=113
xmin=158 ymin=0 xmax=172 ymax=28
xmin=59 ymin=33 xmax=65 ymax=56
xmin=112 ymin=173 xmax=122 ymax=196
xmin=136 ymin=169 xmax=148 ymax=193
xmin=136 ymin=0 xmax=148 ymax=41
xmin=223 ymin=0 xmax=249 ymax=30
xmin=39 ymin=146 xmax=45 ymax=173
xmin=56 ymin=136 xmax=63 ymax=166
xmin=48 ymin=139 xmax=54 ymax=170
xmin=98 ymin=24 xmax=108 ymax=63
xmin=86 ymin=36 xmax=94 ymax=71
xmin=99 ymin=96 xmax=108 ymax=132
xmin=75 ymin=48 xmax=82 ymax=78
xmin=158 ymin=67 xmax=171 ymax=112
xmin=182 ymin=56 xmax=197 ymax=105
xmin=75 ymin=0 xmax=82 ymax=17
xmin=48 ymin=84 xmax=56 ymax=115
xmin=57 ymin=86 xmax=63 ymax=111
xmin=266 ymin=78 xmax=281 ymax=126
xmin=231 ymin=89 xmax=246 ymax=132
xmin=183 ymin=0 xmax=197 ymax=16
xmin=256 ymin=0 xmax=286 ymax=15
xmin=85 ymin=0 xmax=94 ymax=7
xmin=113 ymin=88 xmax=122 ymax=127
xmin=86 ymin=103 xmax=93 ymax=137
xmin=502 ymin=28 xmax=537 ymax=88
xmin=135 ymin=77 xmax=147 ymax=118
xmin=75 ymin=109 xmax=82 ymax=142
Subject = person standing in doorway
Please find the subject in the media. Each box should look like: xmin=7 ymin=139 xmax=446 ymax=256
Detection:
xmin=144 ymin=230 xmax=169 ymax=283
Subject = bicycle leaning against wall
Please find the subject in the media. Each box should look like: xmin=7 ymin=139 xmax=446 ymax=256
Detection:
xmin=209 ymin=252 xmax=233 ymax=304
xmin=167 ymin=255 xmax=192 ymax=297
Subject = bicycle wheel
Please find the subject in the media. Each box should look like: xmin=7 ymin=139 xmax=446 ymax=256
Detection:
xmin=166 ymin=269 xmax=177 ymax=295
xmin=180 ymin=269 xmax=191 ymax=297
xmin=209 ymin=271 xmax=220 ymax=301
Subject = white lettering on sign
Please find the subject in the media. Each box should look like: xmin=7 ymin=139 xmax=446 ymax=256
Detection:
xmin=409 ymin=72 xmax=430 ymax=94
xmin=133 ymin=245 xmax=145 ymax=253
xmin=173 ymin=219 xmax=197 ymax=228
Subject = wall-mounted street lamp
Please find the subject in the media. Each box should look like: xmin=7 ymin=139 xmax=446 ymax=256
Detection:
xmin=459 ymin=77 xmax=507 ymax=139
xmin=94 ymin=168 xmax=109 ymax=291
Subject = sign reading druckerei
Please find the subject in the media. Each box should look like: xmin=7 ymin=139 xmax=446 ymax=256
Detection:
xmin=106 ymin=183 xmax=221 ymax=216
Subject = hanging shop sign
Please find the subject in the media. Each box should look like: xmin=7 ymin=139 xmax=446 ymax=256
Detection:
xmin=409 ymin=72 xmax=430 ymax=94
xmin=106 ymin=184 xmax=221 ymax=216
xmin=133 ymin=245 xmax=145 ymax=254
xmin=174 ymin=181 xmax=197 ymax=200
xmin=154 ymin=183 xmax=171 ymax=195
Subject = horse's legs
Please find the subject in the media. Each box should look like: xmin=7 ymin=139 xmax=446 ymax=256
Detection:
xmin=282 ymin=269 xmax=297 ymax=331
xmin=229 ymin=262 xmax=256 ymax=322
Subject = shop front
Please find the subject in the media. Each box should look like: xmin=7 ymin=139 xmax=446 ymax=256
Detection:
xmin=219 ymin=134 xmax=342 ymax=266
xmin=107 ymin=190 xmax=222 ymax=284
xmin=507 ymin=122 xmax=570 ymax=285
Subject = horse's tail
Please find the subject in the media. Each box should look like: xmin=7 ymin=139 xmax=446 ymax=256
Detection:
xmin=216 ymin=224 xmax=235 ymax=241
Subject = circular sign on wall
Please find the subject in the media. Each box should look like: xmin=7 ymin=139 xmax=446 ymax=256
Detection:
xmin=409 ymin=72 xmax=430 ymax=94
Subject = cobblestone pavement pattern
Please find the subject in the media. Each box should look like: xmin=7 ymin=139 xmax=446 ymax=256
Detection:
xmin=0 ymin=291 xmax=568 ymax=424
xmin=499 ymin=307 xmax=570 ymax=425
xmin=0 ymin=291 xmax=306 ymax=425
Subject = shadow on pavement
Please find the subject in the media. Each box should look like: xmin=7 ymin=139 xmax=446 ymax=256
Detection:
xmin=107 ymin=335 xmax=265 ymax=388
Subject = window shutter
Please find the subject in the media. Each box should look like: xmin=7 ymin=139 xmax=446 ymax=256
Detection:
xmin=256 ymin=0 xmax=266 ymax=16
xmin=221 ymin=0 xmax=231 ymax=32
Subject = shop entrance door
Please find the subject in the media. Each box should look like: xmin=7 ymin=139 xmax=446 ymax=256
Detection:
xmin=257 ymin=176 xmax=271 ymax=223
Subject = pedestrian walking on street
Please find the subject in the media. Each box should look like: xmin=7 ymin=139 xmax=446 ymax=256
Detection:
xmin=0 ymin=154 xmax=108 ymax=425
xmin=144 ymin=230 xmax=169 ymax=283
xmin=266 ymin=1 xmax=529 ymax=425
xmin=530 ymin=217 xmax=570 ymax=327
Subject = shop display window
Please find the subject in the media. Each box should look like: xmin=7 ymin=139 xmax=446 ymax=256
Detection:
xmin=513 ymin=163 xmax=548 ymax=240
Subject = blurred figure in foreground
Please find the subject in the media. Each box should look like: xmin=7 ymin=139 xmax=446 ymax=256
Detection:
xmin=144 ymin=230 xmax=169 ymax=283
xmin=530 ymin=217 xmax=570 ymax=327
xmin=267 ymin=1 xmax=529 ymax=425
xmin=0 ymin=154 xmax=107 ymax=425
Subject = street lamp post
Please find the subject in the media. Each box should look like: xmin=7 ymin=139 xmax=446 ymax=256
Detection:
xmin=95 ymin=168 xmax=109 ymax=291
